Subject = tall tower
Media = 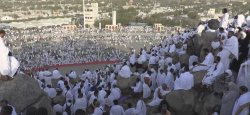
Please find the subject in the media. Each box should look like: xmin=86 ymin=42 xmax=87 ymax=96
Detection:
xmin=112 ymin=10 xmax=116 ymax=25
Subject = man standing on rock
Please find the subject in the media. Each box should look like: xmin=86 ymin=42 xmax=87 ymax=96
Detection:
xmin=0 ymin=30 xmax=19 ymax=81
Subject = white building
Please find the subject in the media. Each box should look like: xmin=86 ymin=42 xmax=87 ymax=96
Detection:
xmin=207 ymin=8 xmax=215 ymax=17
xmin=85 ymin=3 xmax=99 ymax=28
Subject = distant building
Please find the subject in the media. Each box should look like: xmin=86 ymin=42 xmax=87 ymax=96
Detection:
xmin=84 ymin=3 xmax=99 ymax=28
xmin=207 ymin=8 xmax=215 ymax=17
xmin=62 ymin=25 xmax=77 ymax=30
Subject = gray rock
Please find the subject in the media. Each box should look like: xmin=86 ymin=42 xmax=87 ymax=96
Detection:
xmin=147 ymin=105 xmax=159 ymax=115
xmin=0 ymin=74 xmax=53 ymax=114
xmin=193 ymin=71 xmax=206 ymax=88
xmin=198 ymin=94 xmax=221 ymax=115
xmin=170 ymin=52 xmax=179 ymax=63
xmin=166 ymin=89 xmax=198 ymax=115
xmin=207 ymin=19 xmax=220 ymax=30
xmin=117 ymin=75 xmax=139 ymax=89
xmin=52 ymin=94 xmax=66 ymax=105
xmin=179 ymin=54 xmax=190 ymax=66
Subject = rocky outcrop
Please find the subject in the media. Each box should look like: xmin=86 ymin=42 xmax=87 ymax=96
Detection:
xmin=179 ymin=54 xmax=190 ymax=66
xmin=117 ymin=75 xmax=139 ymax=89
xmin=170 ymin=52 xmax=179 ymax=63
xmin=193 ymin=70 xmax=206 ymax=89
xmin=0 ymin=74 xmax=53 ymax=114
xmin=192 ymin=31 xmax=217 ymax=59
xmin=166 ymin=89 xmax=199 ymax=115
xmin=207 ymin=19 xmax=220 ymax=30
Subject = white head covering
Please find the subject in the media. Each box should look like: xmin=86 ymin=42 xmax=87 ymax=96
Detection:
xmin=225 ymin=69 xmax=232 ymax=77
xmin=240 ymin=31 xmax=247 ymax=39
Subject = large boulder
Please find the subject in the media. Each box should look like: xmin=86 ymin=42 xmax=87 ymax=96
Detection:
xmin=117 ymin=75 xmax=139 ymax=89
xmin=166 ymin=89 xmax=199 ymax=115
xmin=207 ymin=19 xmax=220 ymax=30
xmin=197 ymin=94 xmax=221 ymax=115
xmin=170 ymin=52 xmax=179 ymax=63
xmin=179 ymin=54 xmax=190 ymax=66
xmin=192 ymin=70 xmax=206 ymax=89
xmin=193 ymin=31 xmax=217 ymax=57
xmin=186 ymin=38 xmax=195 ymax=55
xmin=0 ymin=74 xmax=53 ymax=114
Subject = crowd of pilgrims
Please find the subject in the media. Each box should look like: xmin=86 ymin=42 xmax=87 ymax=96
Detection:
xmin=2 ymin=8 xmax=250 ymax=115
xmin=3 ymin=26 xmax=166 ymax=70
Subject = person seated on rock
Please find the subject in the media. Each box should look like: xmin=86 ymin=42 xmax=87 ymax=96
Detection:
xmin=56 ymin=77 xmax=65 ymax=91
xmin=0 ymin=30 xmax=19 ymax=81
xmin=213 ymin=69 xmax=234 ymax=94
xmin=169 ymin=42 xmax=176 ymax=53
xmin=110 ymin=100 xmax=125 ymax=115
xmin=53 ymin=102 xmax=63 ymax=114
xmin=190 ymin=48 xmax=214 ymax=72
xmin=143 ymin=71 xmax=152 ymax=99
xmin=148 ymin=83 xmax=171 ymax=106
xmin=164 ymin=54 xmax=172 ymax=67
xmin=131 ymin=78 xmax=143 ymax=93
xmin=156 ymin=69 xmax=167 ymax=87
xmin=118 ymin=62 xmax=131 ymax=78
xmin=0 ymin=106 xmax=12 ymax=115
xmin=211 ymin=27 xmax=227 ymax=50
xmin=201 ymin=56 xmax=225 ymax=91
xmin=133 ymin=69 xmax=140 ymax=76
xmin=52 ymin=68 xmax=62 ymax=79
xmin=132 ymin=94 xmax=147 ymax=115
xmin=93 ymin=101 xmax=104 ymax=115
xmin=174 ymin=65 xmax=194 ymax=90
xmin=44 ymin=85 xmax=57 ymax=98
xmin=164 ymin=68 xmax=175 ymax=91
xmin=0 ymin=100 xmax=17 ymax=115
xmin=111 ymin=84 xmax=121 ymax=100
xmin=124 ymin=103 xmax=135 ymax=115
xmin=129 ymin=52 xmax=136 ymax=67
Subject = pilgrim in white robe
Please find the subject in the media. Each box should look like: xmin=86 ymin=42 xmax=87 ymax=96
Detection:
xmin=221 ymin=36 xmax=238 ymax=70
xmin=232 ymin=92 xmax=250 ymax=115
xmin=111 ymin=87 xmax=121 ymax=100
xmin=0 ymin=36 xmax=11 ymax=77
xmin=148 ymin=86 xmax=171 ymax=106
xmin=174 ymin=72 xmax=194 ymax=90
xmin=137 ymin=54 xmax=146 ymax=64
xmin=192 ymin=52 xmax=214 ymax=72
xmin=143 ymin=82 xmax=151 ymax=98
xmin=110 ymin=105 xmax=125 ymax=115
xmin=237 ymin=60 xmax=250 ymax=89
xmin=238 ymin=14 xmax=245 ymax=27
xmin=73 ymin=97 xmax=87 ymax=113
xmin=148 ymin=56 xmax=156 ymax=66
xmin=164 ymin=72 xmax=175 ymax=91
xmin=220 ymin=13 xmax=229 ymax=29
xmin=118 ymin=65 xmax=131 ymax=78
xmin=53 ymin=69 xmax=62 ymax=79
xmin=130 ymin=53 xmax=136 ymax=65
xmin=169 ymin=44 xmax=176 ymax=53
xmin=202 ymin=61 xmax=225 ymax=86
xmin=131 ymin=81 xmax=143 ymax=93
xmin=69 ymin=71 xmax=77 ymax=79
xmin=44 ymin=87 xmax=57 ymax=98
xmin=133 ymin=100 xmax=146 ymax=115
xmin=125 ymin=108 xmax=136 ymax=115
xmin=105 ymin=94 xmax=114 ymax=107
xmin=156 ymin=72 xmax=166 ymax=87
